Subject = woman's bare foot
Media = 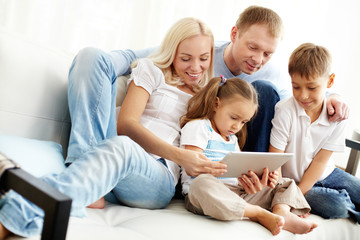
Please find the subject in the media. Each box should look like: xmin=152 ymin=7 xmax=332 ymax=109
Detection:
xmin=273 ymin=204 xmax=318 ymax=234
xmin=246 ymin=205 xmax=284 ymax=235
xmin=87 ymin=197 xmax=105 ymax=209
xmin=0 ymin=223 xmax=11 ymax=240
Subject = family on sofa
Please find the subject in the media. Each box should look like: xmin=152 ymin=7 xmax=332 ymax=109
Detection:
xmin=1 ymin=5 xmax=359 ymax=239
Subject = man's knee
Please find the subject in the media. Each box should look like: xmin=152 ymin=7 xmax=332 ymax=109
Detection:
xmin=251 ymin=80 xmax=280 ymax=106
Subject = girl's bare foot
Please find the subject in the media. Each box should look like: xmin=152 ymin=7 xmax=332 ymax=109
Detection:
xmin=273 ymin=204 xmax=318 ymax=234
xmin=87 ymin=197 xmax=105 ymax=209
xmin=246 ymin=205 xmax=284 ymax=236
xmin=0 ymin=223 xmax=11 ymax=240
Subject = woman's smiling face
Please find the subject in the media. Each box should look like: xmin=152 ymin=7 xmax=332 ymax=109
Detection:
xmin=173 ymin=34 xmax=212 ymax=91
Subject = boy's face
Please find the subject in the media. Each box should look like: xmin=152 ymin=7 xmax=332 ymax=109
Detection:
xmin=229 ymin=24 xmax=279 ymax=75
xmin=291 ymin=73 xmax=334 ymax=116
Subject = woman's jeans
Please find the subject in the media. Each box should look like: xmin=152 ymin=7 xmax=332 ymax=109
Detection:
xmin=0 ymin=47 xmax=279 ymax=237
xmin=305 ymin=167 xmax=360 ymax=223
xmin=0 ymin=48 xmax=175 ymax=237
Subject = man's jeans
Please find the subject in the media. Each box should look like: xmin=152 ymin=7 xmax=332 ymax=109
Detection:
xmin=305 ymin=167 xmax=360 ymax=223
xmin=244 ymin=80 xmax=280 ymax=152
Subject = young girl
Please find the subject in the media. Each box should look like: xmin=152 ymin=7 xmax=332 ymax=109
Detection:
xmin=0 ymin=18 xmax=226 ymax=238
xmin=180 ymin=76 xmax=318 ymax=236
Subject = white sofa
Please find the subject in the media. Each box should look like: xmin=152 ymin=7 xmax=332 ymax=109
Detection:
xmin=1 ymin=30 xmax=360 ymax=240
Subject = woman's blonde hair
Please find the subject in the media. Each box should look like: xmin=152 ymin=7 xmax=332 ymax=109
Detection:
xmin=181 ymin=77 xmax=258 ymax=148
xmin=236 ymin=5 xmax=283 ymax=39
xmin=133 ymin=17 xmax=214 ymax=91
xmin=288 ymin=43 xmax=332 ymax=80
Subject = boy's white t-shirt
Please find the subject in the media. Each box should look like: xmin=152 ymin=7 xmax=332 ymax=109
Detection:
xmin=270 ymin=97 xmax=346 ymax=183
xmin=127 ymin=58 xmax=193 ymax=184
xmin=180 ymin=118 xmax=240 ymax=194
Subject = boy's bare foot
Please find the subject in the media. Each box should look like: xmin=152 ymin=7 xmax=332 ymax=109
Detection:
xmin=246 ymin=205 xmax=284 ymax=235
xmin=273 ymin=204 xmax=318 ymax=234
xmin=0 ymin=223 xmax=11 ymax=240
xmin=87 ymin=197 xmax=105 ymax=209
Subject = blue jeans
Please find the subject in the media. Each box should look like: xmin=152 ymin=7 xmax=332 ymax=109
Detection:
xmin=0 ymin=136 xmax=175 ymax=237
xmin=242 ymin=80 xmax=280 ymax=152
xmin=0 ymin=48 xmax=175 ymax=237
xmin=305 ymin=168 xmax=360 ymax=223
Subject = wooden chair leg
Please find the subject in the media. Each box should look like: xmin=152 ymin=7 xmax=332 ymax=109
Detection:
xmin=345 ymin=129 xmax=360 ymax=176
xmin=0 ymin=153 xmax=72 ymax=240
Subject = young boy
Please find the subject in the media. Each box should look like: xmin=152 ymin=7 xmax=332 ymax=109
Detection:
xmin=269 ymin=43 xmax=360 ymax=223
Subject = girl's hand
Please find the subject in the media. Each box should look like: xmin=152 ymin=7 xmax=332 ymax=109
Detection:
xmin=180 ymin=148 xmax=227 ymax=177
xmin=268 ymin=170 xmax=280 ymax=188
xmin=238 ymin=168 xmax=269 ymax=194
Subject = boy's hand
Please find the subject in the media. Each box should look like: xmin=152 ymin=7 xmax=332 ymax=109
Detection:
xmin=268 ymin=170 xmax=279 ymax=188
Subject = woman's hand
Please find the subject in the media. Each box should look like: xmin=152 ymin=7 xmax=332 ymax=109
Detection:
xmin=238 ymin=168 xmax=270 ymax=194
xmin=181 ymin=146 xmax=227 ymax=177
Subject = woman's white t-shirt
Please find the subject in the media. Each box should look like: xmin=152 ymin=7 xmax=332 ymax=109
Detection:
xmin=126 ymin=58 xmax=192 ymax=184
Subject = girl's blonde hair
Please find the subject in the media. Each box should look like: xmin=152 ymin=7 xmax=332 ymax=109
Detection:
xmin=133 ymin=17 xmax=214 ymax=92
xmin=181 ymin=77 xmax=258 ymax=148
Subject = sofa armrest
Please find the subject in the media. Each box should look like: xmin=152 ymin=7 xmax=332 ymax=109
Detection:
xmin=0 ymin=154 xmax=72 ymax=240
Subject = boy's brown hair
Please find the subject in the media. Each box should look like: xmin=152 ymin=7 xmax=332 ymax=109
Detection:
xmin=236 ymin=5 xmax=283 ymax=39
xmin=288 ymin=43 xmax=332 ymax=80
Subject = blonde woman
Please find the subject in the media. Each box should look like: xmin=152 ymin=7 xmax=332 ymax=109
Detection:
xmin=0 ymin=18 xmax=225 ymax=239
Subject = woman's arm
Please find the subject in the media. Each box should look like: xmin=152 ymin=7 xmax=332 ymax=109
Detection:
xmin=117 ymin=82 xmax=226 ymax=177
xmin=297 ymin=149 xmax=333 ymax=195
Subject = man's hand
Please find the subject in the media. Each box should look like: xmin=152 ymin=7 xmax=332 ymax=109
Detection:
xmin=326 ymin=94 xmax=349 ymax=122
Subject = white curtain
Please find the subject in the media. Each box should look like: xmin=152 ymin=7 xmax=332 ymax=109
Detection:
xmin=1 ymin=0 xmax=359 ymax=166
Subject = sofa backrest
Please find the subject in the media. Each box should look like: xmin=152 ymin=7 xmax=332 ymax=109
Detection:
xmin=0 ymin=30 xmax=73 ymax=157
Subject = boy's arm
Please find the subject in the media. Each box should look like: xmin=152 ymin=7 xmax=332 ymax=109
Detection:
xmin=269 ymin=144 xmax=283 ymax=178
xmin=297 ymin=149 xmax=333 ymax=195
xmin=268 ymin=144 xmax=283 ymax=189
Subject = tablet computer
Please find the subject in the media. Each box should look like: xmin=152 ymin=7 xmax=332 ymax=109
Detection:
xmin=219 ymin=152 xmax=293 ymax=178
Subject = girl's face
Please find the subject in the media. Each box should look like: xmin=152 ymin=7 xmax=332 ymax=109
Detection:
xmin=173 ymin=34 xmax=212 ymax=93
xmin=211 ymin=96 xmax=256 ymax=140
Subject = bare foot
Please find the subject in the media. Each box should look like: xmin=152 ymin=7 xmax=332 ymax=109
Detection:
xmin=273 ymin=204 xmax=318 ymax=234
xmin=0 ymin=223 xmax=11 ymax=240
xmin=248 ymin=208 xmax=285 ymax=235
xmin=87 ymin=197 xmax=105 ymax=209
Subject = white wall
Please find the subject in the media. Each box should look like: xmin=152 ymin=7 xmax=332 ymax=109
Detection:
xmin=1 ymin=0 xmax=359 ymax=172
